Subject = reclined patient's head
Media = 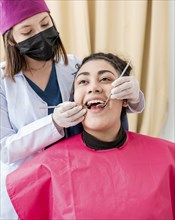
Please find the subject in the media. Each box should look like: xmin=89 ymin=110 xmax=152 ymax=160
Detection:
xmin=74 ymin=52 xmax=131 ymax=141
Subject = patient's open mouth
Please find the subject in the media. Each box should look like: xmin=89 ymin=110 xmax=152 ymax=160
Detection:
xmin=85 ymin=100 xmax=105 ymax=109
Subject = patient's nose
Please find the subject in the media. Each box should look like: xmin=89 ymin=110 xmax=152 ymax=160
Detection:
xmin=88 ymin=82 xmax=102 ymax=94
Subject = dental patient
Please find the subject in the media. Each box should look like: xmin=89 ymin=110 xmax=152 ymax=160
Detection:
xmin=6 ymin=53 xmax=175 ymax=220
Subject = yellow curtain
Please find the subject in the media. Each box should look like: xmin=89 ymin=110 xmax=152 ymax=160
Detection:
xmin=0 ymin=0 xmax=169 ymax=137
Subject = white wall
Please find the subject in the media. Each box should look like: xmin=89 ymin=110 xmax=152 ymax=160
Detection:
xmin=160 ymin=0 xmax=175 ymax=142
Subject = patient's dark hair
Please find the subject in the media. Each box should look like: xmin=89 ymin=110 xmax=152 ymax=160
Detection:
xmin=77 ymin=52 xmax=131 ymax=77
xmin=75 ymin=52 xmax=132 ymax=123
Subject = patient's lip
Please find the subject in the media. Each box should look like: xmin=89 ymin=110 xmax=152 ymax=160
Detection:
xmin=83 ymin=97 xmax=109 ymax=111
xmin=84 ymin=96 xmax=107 ymax=105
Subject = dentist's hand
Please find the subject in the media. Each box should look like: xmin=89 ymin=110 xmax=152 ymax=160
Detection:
xmin=52 ymin=102 xmax=86 ymax=128
xmin=110 ymin=76 xmax=140 ymax=104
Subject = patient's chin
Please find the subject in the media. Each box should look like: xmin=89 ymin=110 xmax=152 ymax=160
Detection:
xmin=83 ymin=118 xmax=109 ymax=132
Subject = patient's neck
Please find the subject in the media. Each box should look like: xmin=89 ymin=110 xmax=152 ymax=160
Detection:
xmin=84 ymin=123 xmax=121 ymax=142
xmin=82 ymin=124 xmax=126 ymax=151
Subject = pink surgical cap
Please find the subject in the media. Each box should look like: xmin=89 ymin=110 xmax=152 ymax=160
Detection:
xmin=0 ymin=0 xmax=50 ymax=34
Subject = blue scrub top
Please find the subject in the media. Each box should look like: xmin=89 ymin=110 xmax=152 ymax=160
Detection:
xmin=25 ymin=64 xmax=62 ymax=115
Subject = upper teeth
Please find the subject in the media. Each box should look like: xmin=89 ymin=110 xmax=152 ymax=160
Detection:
xmin=86 ymin=100 xmax=104 ymax=106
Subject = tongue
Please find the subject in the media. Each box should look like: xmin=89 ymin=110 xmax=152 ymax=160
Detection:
xmin=91 ymin=104 xmax=103 ymax=109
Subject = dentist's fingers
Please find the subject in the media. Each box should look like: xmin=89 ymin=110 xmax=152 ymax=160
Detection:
xmin=112 ymin=76 xmax=131 ymax=87
xmin=52 ymin=101 xmax=86 ymax=128
xmin=111 ymin=76 xmax=140 ymax=103
xmin=58 ymin=102 xmax=78 ymax=113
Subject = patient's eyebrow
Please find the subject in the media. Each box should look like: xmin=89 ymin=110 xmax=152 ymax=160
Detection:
xmin=98 ymin=70 xmax=115 ymax=75
xmin=76 ymin=69 xmax=115 ymax=79
xmin=75 ymin=72 xmax=90 ymax=79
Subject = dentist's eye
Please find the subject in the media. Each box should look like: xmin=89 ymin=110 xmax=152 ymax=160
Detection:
xmin=21 ymin=30 xmax=32 ymax=36
xmin=41 ymin=23 xmax=49 ymax=28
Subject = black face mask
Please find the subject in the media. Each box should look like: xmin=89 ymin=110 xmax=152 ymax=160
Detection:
xmin=18 ymin=26 xmax=59 ymax=61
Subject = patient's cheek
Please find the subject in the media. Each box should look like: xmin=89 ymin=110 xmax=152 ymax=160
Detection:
xmin=73 ymin=91 xmax=78 ymax=102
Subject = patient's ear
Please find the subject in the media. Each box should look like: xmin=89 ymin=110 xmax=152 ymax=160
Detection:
xmin=123 ymin=99 xmax=128 ymax=107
